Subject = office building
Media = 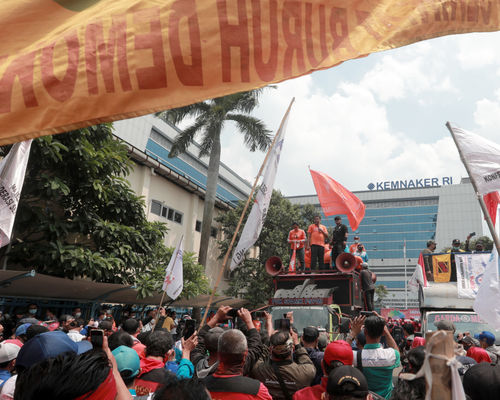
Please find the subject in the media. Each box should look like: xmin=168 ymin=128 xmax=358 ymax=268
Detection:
xmin=288 ymin=177 xmax=484 ymax=308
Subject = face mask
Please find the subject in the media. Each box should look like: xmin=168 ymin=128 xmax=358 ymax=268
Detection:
xmin=29 ymin=309 xmax=37 ymax=315
xmin=354 ymin=240 xmax=359 ymax=243
xmin=75 ymin=312 xmax=81 ymax=318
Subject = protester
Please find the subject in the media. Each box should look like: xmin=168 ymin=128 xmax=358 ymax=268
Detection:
xmin=467 ymin=346 xmax=492 ymax=364
xmin=122 ymin=318 xmax=146 ymax=355
xmin=360 ymin=264 xmax=375 ymax=311
xmin=307 ymin=216 xmax=329 ymax=272
xmin=0 ymin=343 xmax=20 ymax=390
xmin=422 ymin=240 xmax=436 ymax=281
xmin=324 ymin=365 xmax=371 ymax=400
xmin=330 ymin=216 xmax=348 ymax=271
xmin=347 ymin=315 xmax=400 ymax=399
xmin=349 ymin=236 xmax=363 ymax=254
xmin=108 ymin=330 xmax=134 ymax=351
xmin=252 ymin=329 xmax=315 ymax=399
xmin=463 ymin=362 xmax=500 ymax=399
xmin=67 ymin=319 xmax=85 ymax=342
xmin=300 ymin=327 xmax=324 ymax=385
xmin=293 ymin=340 xmax=353 ymax=400
xmin=475 ymin=331 xmax=500 ymax=364
xmin=204 ymin=329 xmax=272 ymax=400
xmin=288 ymin=222 xmax=306 ymax=273
xmin=112 ymin=345 xmax=141 ymax=397
xmin=153 ymin=376 xmax=211 ymax=400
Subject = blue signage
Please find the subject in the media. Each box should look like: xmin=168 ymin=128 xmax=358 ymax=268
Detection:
xmin=367 ymin=177 xmax=453 ymax=191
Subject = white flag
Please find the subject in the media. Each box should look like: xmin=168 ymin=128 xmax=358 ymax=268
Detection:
xmin=230 ymin=111 xmax=290 ymax=271
xmin=473 ymin=248 xmax=500 ymax=330
xmin=448 ymin=123 xmax=500 ymax=195
xmin=408 ymin=253 xmax=427 ymax=292
xmin=162 ymin=236 xmax=184 ymax=300
xmin=0 ymin=140 xmax=33 ymax=248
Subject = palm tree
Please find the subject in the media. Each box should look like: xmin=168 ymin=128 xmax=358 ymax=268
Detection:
xmin=156 ymin=89 xmax=271 ymax=267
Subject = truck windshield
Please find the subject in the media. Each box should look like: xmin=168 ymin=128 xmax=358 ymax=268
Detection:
xmin=426 ymin=312 xmax=500 ymax=340
xmin=270 ymin=306 xmax=329 ymax=334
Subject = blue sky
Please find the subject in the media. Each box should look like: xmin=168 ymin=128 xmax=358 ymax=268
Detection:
xmin=217 ymin=31 xmax=500 ymax=197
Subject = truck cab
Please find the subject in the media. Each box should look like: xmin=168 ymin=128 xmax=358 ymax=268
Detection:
xmin=268 ymin=271 xmax=363 ymax=339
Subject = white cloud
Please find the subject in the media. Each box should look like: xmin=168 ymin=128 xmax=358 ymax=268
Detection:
xmin=456 ymin=32 xmax=500 ymax=69
xmin=473 ymin=88 xmax=500 ymax=141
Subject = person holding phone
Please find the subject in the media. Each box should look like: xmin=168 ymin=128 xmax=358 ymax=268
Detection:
xmin=307 ymin=215 xmax=329 ymax=272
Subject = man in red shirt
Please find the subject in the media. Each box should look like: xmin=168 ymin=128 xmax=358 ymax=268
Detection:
xmin=307 ymin=216 xmax=329 ymax=272
xmin=288 ymin=222 xmax=306 ymax=273
xmin=293 ymin=340 xmax=354 ymax=400
xmin=204 ymin=329 xmax=272 ymax=400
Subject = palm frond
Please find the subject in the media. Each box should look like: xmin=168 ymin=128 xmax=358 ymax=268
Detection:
xmin=198 ymin=122 xmax=223 ymax=158
xmin=226 ymin=114 xmax=272 ymax=152
xmin=169 ymin=117 xmax=206 ymax=158
xmin=155 ymin=102 xmax=210 ymax=125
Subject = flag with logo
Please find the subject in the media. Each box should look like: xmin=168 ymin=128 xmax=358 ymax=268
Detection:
xmin=0 ymin=140 xmax=33 ymax=248
xmin=455 ymin=253 xmax=491 ymax=299
xmin=448 ymin=124 xmax=500 ymax=195
xmin=474 ymin=248 xmax=500 ymax=330
xmin=162 ymin=236 xmax=184 ymax=300
xmin=432 ymin=253 xmax=452 ymax=283
xmin=408 ymin=253 xmax=428 ymax=292
xmin=230 ymin=109 xmax=290 ymax=271
xmin=309 ymin=170 xmax=365 ymax=231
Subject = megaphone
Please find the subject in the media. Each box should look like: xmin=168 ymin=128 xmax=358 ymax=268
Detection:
xmin=265 ymin=256 xmax=283 ymax=276
xmin=335 ymin=253 xmax=360 ymax=273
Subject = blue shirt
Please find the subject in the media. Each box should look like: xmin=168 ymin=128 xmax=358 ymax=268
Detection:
xmin=0 ymin=370 xmax=11 ymax=389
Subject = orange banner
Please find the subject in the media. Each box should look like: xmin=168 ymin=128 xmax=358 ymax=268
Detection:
xmin=432 ymin=253 xmax=452 ymax=283
xmin=1 ymin=0 xmax=499 ymax=144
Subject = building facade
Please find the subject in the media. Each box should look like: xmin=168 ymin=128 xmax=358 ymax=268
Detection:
xmin=287 ymin=177 xmax=484 ymax=308
xmin=113 ymin=115 xmax=251 ymax=288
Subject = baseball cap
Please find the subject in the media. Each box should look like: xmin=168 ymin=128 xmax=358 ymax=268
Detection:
xmin=112 ymin=345 xmax=140 ymax=378
xmin=475 ymin=331 xmax=496 ymax=346
xmin=435 ymin=320 xmax=455 ymax=332
xmin=15 ymin=323 xmax=31 ymax=337
xmin=463 ymin=362 xmax=500 ymax=399
xmin=323 ymin=340 xmax=353 ymax=366
xmin=0 ymin=343 xmax=20 ymax=363
xmin=452 ymin=239 xmax=460 ymax=245
xmin=16 ymin=331 xmax=92 ymax=369
xmin=326 ymin=365 xmax=369 ymax=397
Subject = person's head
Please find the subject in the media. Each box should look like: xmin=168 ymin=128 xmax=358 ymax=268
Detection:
xmin=67 ymin=318 xmax=82 ymax=331
xmin=325 ymin=365 xmax=370 ymax=400
xmin=291 ymin=222 xmax=299 ymax=230
xmin=98 ymin=320 xmax=113 ymax=336
xmin=463 ymin=362 xmax=500 ymax=399
xmin=108 ymin=330 xmax=134 ymax=351
xmin=475 ymin=331 xmax=496 ymax=349
xmin=15 ymin=323 xmax=31 ymax=343
xmin=302 ymin=326 xmax=319 ymax=347
xmin=475 ymin=241 xmax=485 ymax=251
xmin=363 ymin=316 xmax=385 ymax=341
xmin=354 ymin=236 xmax=360 ymax=244
xmin=0 ymin=342 xmax=20 ymax=372
xmin=27 ymin=304 xmax=38 ymax=316
xmin=205 ymin=327 xmax=225 ymax=355
xmin=269 ymin=330 xmax=292 ymax=360
xmin=355 ymin=332 xmax=366 ymax=350
xmin=314 ymin=215 xmax=321 ymax=224
xmin=218 ymin=329 xmax=248 ymax=370
xmin=459 ymin=335 xmax=477 ymax=351
xmin=403 ymin=323 xmax=414 ymax=337
xmin=334 ymin=216 xmax=342 ymax=225
xmin=14 ymin=349 xmax=112 ymax=400
xmin=145 ymin=330 xmax=174 ymax=358
xmin=435 ymin=320 xmax=456 ymax=333
xmin=60 ymin=315 xmax=75 ymax=331
xmin=322 ymin=340 xmax=353 ymax=376
xmin=318 ymin=334 xmax=328 ymax=352
xmin=122 ymin=318 xmax=140 ymax=335
xmin=112 ymin=345 xmax=141 ymax=386
xmin=452 ymin=239 xmax=461 ymax=250
xmin=427 ymin=240 xmax=436 ymax=251
xmin=26 ymin=324 xmax=49 ymax=341
xmin=72 ymin=307 xmax=82 ymax=318
xmin=153 ymin=376 xmax=211 ymax=400
xmin=405 ymin=346 xmax=425 ymax=374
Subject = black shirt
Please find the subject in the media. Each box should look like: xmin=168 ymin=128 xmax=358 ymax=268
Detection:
xmin=360 ymin=269 xmax=375 ymax=291
xmin=332 ymin=224 xmax=348 ymax=243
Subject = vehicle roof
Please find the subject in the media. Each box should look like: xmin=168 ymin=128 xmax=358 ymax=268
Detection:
xmin=420 ymin=281 xmax=475 ymax=310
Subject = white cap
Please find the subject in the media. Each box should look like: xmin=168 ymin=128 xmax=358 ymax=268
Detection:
xmin=0 ymin=343 xmax=20 ymax=363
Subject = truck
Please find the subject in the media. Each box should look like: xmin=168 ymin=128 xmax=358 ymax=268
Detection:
xmin=264 ymin=254 xmax=364 ymax=339
xmin=419 ymin=254 xmax=500 ymax=343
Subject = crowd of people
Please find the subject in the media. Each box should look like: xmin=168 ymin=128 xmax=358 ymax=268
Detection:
xmin=0 ymin=304 xmax=499 ymax=399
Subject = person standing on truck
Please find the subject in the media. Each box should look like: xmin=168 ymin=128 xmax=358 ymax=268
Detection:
xmin=360 ymin=263 xmax=375 ymax=311
xmin=422 ymin=240 xmax=436 ymax=281
xmin=307 ymin=216 xmax=329 ymax=272
xmin=446 ymin=238 xmax=465 ymax=281
xmin=330 ymin=216 xmax=348 ymax=271
xmin=288 ymin=222 xmax=306 ymax=273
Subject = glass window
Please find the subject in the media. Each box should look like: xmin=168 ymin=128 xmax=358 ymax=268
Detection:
xmin=174 ymin=211 xmax=183 ymax=224
xmin=161 ymin=207 xmax=168 ymax=218
xmin=151 ymin=200 xmax=162 ymax=216
xmin=167 ymin=209 xmax=174 ymax=221
xmin=210 ymin=227 xmax=217 ymax=238
xmin=195 ymin=220 xmax=201 ymax=232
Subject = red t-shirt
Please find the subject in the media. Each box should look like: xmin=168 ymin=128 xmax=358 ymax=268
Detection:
xmin=308 ymin=224 xmax=327 ymax=246
xmin=207 ymin=374 xmax=272 ymax=400
xmin=293 ymin=376 xmax=327 ymax=400
xmin=288 ymin=229 xmax=306 ymax=249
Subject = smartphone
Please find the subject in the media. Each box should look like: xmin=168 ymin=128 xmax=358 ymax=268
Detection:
xmin=469 ymin=232 xmax=476 ymax=237
xmin=274 ymin=318 xmax=291 ymax=331
xmin=90 ymin=329 xmax=104 ymax=348
xmin=254 ymin=311 xmax=266 ymax=318
xmin=183 ymin=319 xmax=196 ymax=340
xmin=226 ymin=308 xmax=239 ymax=319
xmin=360 ymin=311 xmax=374 ymax=316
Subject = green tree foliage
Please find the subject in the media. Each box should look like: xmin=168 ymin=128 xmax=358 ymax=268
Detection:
xmin=217 ymin=190 xmax=318 ymax=307
xmin=374 ymin=284 xmax=389 ymax=308
xmin=4 ymin=124 xmax=208 ymax=299
xmin=156 ymin=89 xmax=272 ymax=267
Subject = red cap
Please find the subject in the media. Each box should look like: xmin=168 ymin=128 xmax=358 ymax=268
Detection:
xmin=323 ymin=340 xmax=353 ymax=366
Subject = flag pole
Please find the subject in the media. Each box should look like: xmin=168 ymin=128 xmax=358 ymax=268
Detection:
xmin=446 ymin=122 xmax=500 ymax=253
xmin=199 ymin=98 xmax=295 ymax=328
xmin=404 ymin=239 xmax=407 ymax=309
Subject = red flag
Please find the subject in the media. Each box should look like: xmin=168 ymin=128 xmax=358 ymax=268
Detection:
xmin=309 ymin=169 xmax=366 ymax=231
xmin=484 ymin=191 xmax=500 ymax=226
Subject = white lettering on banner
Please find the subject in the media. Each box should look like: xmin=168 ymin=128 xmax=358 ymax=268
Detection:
xmin=368 ymin=176 xmax=453 ymax=191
